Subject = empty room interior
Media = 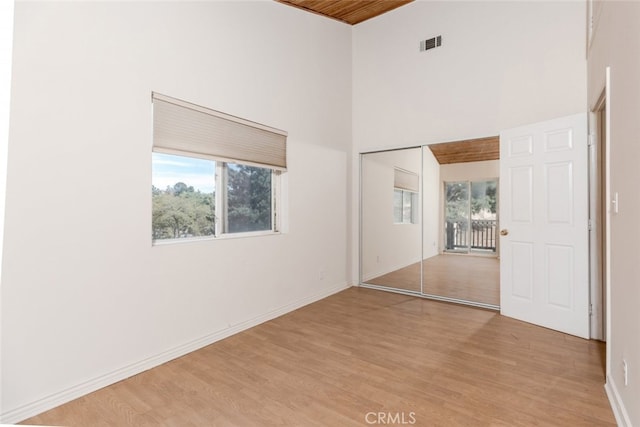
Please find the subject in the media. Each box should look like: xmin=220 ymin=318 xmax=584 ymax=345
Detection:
xmin=0 ymin=0 xmax=638 ymax=426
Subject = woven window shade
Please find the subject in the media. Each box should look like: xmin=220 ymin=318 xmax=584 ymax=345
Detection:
xmin=152 ymin=93 xmax=287 ymax=170
xmin=394 ymin=168 xmax=419 ymax=192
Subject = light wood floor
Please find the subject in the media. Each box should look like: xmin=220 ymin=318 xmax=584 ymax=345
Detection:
xmin=366 ymin=254 xmax=500 ymax=306
xmin=23 ymin=288 xmax=613 ymax=426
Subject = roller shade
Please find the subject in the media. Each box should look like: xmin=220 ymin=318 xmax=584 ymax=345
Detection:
xmin=153 ymin=93 xmax=287 ymax=170
xmin=394 ymin=168 xmax=419 ymax=192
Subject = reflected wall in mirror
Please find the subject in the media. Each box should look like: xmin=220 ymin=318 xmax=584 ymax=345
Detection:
xmin=361 ymin=148 xmax=422 ymax=293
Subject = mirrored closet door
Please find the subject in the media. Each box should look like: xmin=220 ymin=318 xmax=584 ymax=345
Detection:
xmin=361 ymin=148 xmax=422 ymax=293
xmin=360 ymin=142 xmax=500 ymax=309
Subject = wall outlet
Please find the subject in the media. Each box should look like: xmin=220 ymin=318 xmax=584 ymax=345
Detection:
xmin=376 ymin=255 xmax=380 ymax=263
xmin=623 ymin=359 xmax=628 ymax=386
xmin=319 ymin=269 xmax=325 ymax=281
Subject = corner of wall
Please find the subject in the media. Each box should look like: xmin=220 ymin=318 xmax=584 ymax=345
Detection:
xmin=0 ymin=0 xmax=16 ymax=419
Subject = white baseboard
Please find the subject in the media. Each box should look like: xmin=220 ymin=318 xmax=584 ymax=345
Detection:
xmin=605 ymin=376 xmax=632 ymax=427
xmin=1 ymin=282 xmax=351 ymax=424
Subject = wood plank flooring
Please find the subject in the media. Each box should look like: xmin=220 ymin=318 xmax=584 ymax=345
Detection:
xmin=22 ymin=287 xmax=613 ymax=426
xmin=366 ymin=254 xmax=500 ymax=306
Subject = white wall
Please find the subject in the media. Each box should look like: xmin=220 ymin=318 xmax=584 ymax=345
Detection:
xmin=439 ymin=160 xmax=499 ymax=253
xmin=439 ymin=160 xmax=499 ymax=183
xmin=587 ymin=2 xmax=640 ymax=425
xmin=0 ymin=0 xmax=15 ymax=417
xmin=351 ymin=1 xmax=587 ymax=283
xmin=361 ymin=148 xmax=422 ymax=280
xmin=352 ymin=1 xmax=587 ymax=151
xmin=1 ymin=1 xmax=352 ymax=422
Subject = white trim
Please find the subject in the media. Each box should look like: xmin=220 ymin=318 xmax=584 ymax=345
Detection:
xmin=605 ymin=377 xmax=631 ymax=427
xmin=0 ymin=283 xmax=352 ymax=424
xmin=272 ymin=169 xmax=281 ymax=232
xmin=358 ymin=153 xmax=363 ymax=285
xmin=588 ymin=85 xmax=607 ymax=341
xmin=359 ymin=282 xmax=499 ymax=311
xmin=152 ymin=229 xmax=281 ymax=247
xmin=604 ymin=66 xmax=612 ymax=376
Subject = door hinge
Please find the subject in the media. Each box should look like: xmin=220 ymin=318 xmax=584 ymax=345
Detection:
xmin=589 ymin=304 xmax=593 ymax=316
xmin=588 ymin=133 xmax=596 ymax=147
xmin=588 ymin=219 xmax=593 ymax=231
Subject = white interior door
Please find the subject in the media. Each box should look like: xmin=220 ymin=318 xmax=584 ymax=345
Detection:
xmin=500 ymin=113 xmax=589 ymax=338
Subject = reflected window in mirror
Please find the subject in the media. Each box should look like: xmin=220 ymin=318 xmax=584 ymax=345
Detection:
xmin=393 ymin=167 xmax=419 ymax=224
xmin=393 ymin=189 xmax=418 ymax=224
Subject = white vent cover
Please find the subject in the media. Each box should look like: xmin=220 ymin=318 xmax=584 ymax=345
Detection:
xmin=420 ymin=35 xmax=442 ymax=52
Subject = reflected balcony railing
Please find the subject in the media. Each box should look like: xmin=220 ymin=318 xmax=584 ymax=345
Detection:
xmin=445 ymin=219 xmax=497 ymax=252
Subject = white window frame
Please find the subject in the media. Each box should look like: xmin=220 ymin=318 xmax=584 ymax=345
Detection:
xmin=215 ymin=161 xmax=281 ymax=238
xmin=393 ymin=167 xmax=419 ymax=225
xmin=152 ymin=154 xmax=281 ymax=244
xmin=393 ymin=188 xmax=419 ymax=225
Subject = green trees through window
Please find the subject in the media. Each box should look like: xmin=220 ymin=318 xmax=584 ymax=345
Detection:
xmin=151 ymin=153 xmax=275 ymax=242
xmin=227 ymin=164 xmax=272 ymax=233
xmin=445 ymin=180 xmax=498 ymax=252
xmin=152 ymin=183 xmax=215 ymax=240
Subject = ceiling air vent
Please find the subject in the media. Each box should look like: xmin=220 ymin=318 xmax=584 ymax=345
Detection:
xmin=420 ymin=35 xmax=442 ymax=52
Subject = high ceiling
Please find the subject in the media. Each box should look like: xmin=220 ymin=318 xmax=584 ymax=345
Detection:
xmin=428 ymin=137 xmax=500 ymax=165
xmin=275 ymin=1 xmax=497 ymax=164
xmin=275 ymin=0 xmax=414 ymax=25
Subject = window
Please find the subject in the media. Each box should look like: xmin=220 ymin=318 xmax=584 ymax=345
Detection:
xmin=224 ymin=163 xmax=273 ymax=233
xmin=393 ymin=188 xmax=418 ymax=224
xmin=393 ymin=167 xmax=419 ymax=224
xmin=151 ymin=93 xmax=286 ymax=242
xmin=152 ymin=153 xmax=216 ymax=240
xmin=444 ymin=179 xmax=498 ymax=253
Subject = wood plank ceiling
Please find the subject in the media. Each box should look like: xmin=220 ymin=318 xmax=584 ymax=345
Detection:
xmin=428 ymin=136 xmax=500 ymax=165
xmin=275 ymin=0 xmax=414 ymax=25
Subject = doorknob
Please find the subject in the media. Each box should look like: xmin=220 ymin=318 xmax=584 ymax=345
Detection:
xmin=500 ymin=229 xmax=509 ymax=236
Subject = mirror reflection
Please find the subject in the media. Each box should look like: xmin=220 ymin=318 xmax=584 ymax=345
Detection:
xmin=361 ymin=148 xmax=422 ymax=293
xmin=361 ymin=142 xmax=500 ymax=308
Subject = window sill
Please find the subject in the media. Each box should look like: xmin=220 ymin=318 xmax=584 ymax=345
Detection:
xmin=152 ymin=230 xmax=281 ymax=246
